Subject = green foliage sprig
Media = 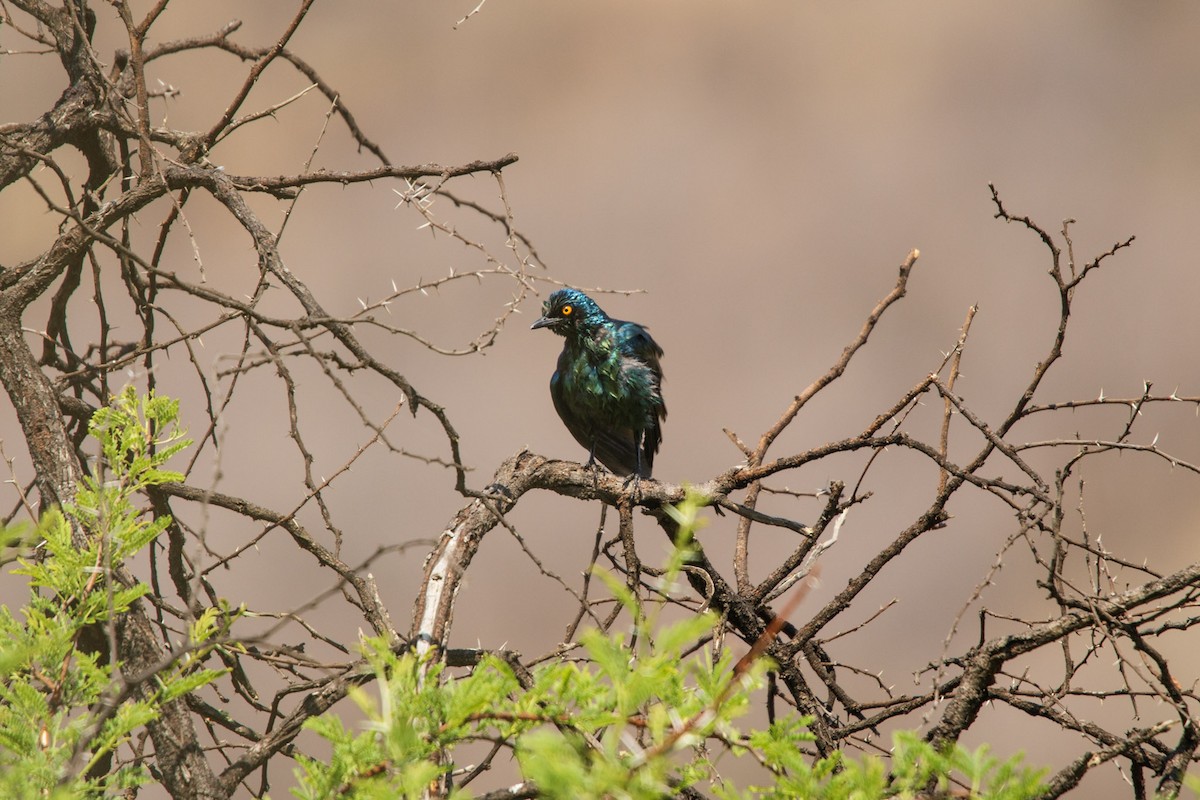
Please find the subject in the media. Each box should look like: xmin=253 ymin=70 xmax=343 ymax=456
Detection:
xmin=0 ymin=387 xmax=225 ymax=799
xmin=293 ymin=489 xmax=1048 ymax=800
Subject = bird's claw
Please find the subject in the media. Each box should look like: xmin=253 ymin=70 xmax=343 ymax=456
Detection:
xmin=622 ymin=472 xmax=644 ymax=502
xmin=483 ymin=482 xmax=514 ymax=501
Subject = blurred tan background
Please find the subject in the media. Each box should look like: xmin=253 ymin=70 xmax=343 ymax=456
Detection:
xmin=3 ymin=2 xmax=1200 ymax=796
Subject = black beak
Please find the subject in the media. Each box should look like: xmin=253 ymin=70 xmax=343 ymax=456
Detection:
xmin=531 ymin=316 xmax=555 ymax=330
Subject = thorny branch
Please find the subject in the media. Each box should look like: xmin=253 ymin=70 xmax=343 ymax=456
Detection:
xmin=0 ymin=3 xmax=532 ymax=798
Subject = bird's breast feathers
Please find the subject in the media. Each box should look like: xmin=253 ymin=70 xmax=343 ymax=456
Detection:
xmin=558 ymin=336 xmax=659 ymax=423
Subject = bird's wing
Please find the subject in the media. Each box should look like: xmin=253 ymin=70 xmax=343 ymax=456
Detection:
xmin=616 ymin=321 xmax=663 ymax=370
xmin=615 ymin=320 xmax=666 ymax=476
xmin=616 ymin=321 xmax=664 ymax=391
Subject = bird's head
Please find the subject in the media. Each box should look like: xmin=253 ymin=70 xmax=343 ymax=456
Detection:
xmin=531 ymin=288 xmax=606 ymax=336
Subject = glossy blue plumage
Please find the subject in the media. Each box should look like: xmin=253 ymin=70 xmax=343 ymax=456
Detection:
xmin=531 ymin=289 xmax=665 ymax=478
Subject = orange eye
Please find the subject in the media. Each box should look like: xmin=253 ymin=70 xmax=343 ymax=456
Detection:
xmin=561 ymin=305 xmax=573 ymax=316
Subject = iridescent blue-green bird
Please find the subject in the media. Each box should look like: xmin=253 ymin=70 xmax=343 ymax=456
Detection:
xmin=532 ymin=288 xmax=666 ymax=479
